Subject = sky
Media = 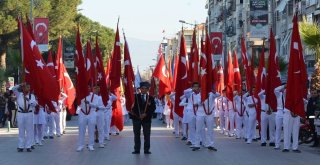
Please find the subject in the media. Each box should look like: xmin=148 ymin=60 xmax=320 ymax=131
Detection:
xmin=79 ymin=0 xmax=207 ymax=71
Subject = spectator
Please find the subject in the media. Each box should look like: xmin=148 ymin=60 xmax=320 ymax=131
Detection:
xmin=0 ymin=89 xmax=7 ymax=127
xmin=306 ymin=90 xmax=320 ymax=147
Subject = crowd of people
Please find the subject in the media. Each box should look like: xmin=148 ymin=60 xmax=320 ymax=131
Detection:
xmin=154 ymin=82 xmax=320 ymax=152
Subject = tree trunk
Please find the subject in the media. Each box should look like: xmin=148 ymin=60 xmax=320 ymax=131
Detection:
xmin=0 ymin=52 xmax=6 ymax=69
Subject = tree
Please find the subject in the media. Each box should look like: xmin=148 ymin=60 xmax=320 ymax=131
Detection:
xmin=299 ymin=17 xmax=320 ymax=90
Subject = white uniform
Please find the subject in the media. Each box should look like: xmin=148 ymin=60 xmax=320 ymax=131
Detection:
xmin=59 ymin=92 xmax=68 ymax=135
xmin=194 ymin=92 xmax=220 ymax=148
xmin=163 ymin=97 xmax=173 ymax=128
xmin=77 ymin=92 xmax=99 ymax=151
xmin=12 ymin=85 xmax=37 ymax=149
xmin=258 ymin=90 xmax=275 ymax=144
xmin=274 ymin=85 xmax=285 ymax=148
xmin=44 ymin=105 xmax=54 ymax=138
xmin=104 ymin=94 xmax=117 ymax=141
xmin=234 ymin=93 xmax=248 ymax=139
xmin=155 ymin=98 xmax=164 ymax=120
xmin=121 ymin=96 xmax=129 ymax=123
xmin=180 ymin=89 xmax=196 ymax=144
xmin=33 ymin=106 xmax=46 ymax=145
xmin=170 ymin=93 xmax=182 ymax=137
xmin=244 ymin=95 xmax=258 ymax=144
xmin=217 ymin=96 xmax=233 ymax=135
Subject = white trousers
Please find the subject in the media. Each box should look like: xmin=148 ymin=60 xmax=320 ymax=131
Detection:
xmin=53 ymin=111 xmax=61 ymax=136
xmin=182 ymin=123 xmax=187 ymax=137
xmin=34 ymin=124 xmax=43 ymax=144
xmin=188 ymin=116 xmax=196 ymax=144
xmin=104 ymin=111 xmax=112 ymax=139
xmin=235 ymin=113 xmax=245 ymax=138
xmin=247 ymin=109 xmax=257 ymax=143
xmin=165 ymin=115 xmax=173 ymax=128
xmin=283 ymin=112 xmax=300 ymax=150
xmin=17 ymin=112 xmax=34 ymax=149
xmin=195 ymin=115 xmax=215 ymax=147
xmin=173 ymin=112 xmax=181 ymax=136
xmin=260 ymin=112 xmax=276 ymax=143
xmin=96 ymin=111 xmax=105 ymax=144
xmin=78 ymin=114 xmax=96 ymax=148
xmin=60 ymin=110 xmax=67 ymax=134
xmin=275 ymin=114 xmax=283 ymax=148
xmin=219 ymin=110 xmax=225 ymax=132
xmin=44 ymin=113 xmax=54 ymax=137
xmin=228 ymin=111 xmax=235 ymax=135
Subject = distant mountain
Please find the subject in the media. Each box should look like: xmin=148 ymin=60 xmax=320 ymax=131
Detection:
xmin=125 ymin=37 xmax=159 ymax=71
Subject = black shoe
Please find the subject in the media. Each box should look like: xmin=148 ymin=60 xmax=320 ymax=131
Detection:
xmin=244 ymin=138 xmax=247 ymax=142
xmin=144 ymin=151 xmax=152 ymax=154
xmin=49 ymin=136 xmax=54 ymax=139
xmin=282 ymin=149 xmax=289 ymax=152
xmin=186 ymin=141 xmax=192 ymax=145
xmin=95 ymin=139 xmax=99 ymax=143
xmin=43 ymin=136 xmax=48 ymax=139
xmin=26 ymin=148 xmax=32 ymax=152
xmin=116 ymin=133 xmax=120 ymax=135
xmin=261 ymin=143 xmax=267 ymax=146
xmin=200 ymin=142 xmax=203 ymax=145
xmin=269 ymin=143 xmax=275 ymax=147
xmin=208 ymin=146 xmax=217 ymax=151
xmin=292 ymin=150 xmax=301 ymax=153
xmin=181 ymin=137 xmax=187 ymax=141
xmin=31 ymin=146 xmax=35 ymax=150
xmin=132 ymin=151 xmax=140 ymax=154
xmin=17 ymin=148 xmax=23 ymax=152
xmin=63 ymin=131 xmax=66 ymax=134
xmin=192 ymin=147 xmax=201 ymax=151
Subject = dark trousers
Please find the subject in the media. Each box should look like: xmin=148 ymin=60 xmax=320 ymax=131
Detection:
xmin=132 ymin=120 xmax=151 ymax=152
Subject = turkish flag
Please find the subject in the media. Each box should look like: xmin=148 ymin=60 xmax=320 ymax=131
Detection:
xmin=109 ymin=25 xmax=121 ymax=92
xmin=241 ymin=37 xmax=251 ymax=91
xmin=174 ymin=31 xmax=189 ymax=117
xmin=266 ymin=29 xmax=281 ymax=111
xmin=199 ymin=37 xmax=208 ymax=102
xmin=25 ymin=16 xmax=35 ymax=40
xmin=149 ymin=76 xmax=156 ymax=97
xmin=95 ymin=36 xmax=109 ymax=106
xmin=46 ymin=50 xmax=56 ymax=78
xmin=75 ymin=28 xmax=89 ymax=104
xmin=85 ymin=41 xmax=95 ymax=86
xmin=188 ymin=29 xmax=199 ymax=84
xmin=55 ymin=37 xmax=63 ymax=88
xmin=233 ymin=50 xmax=242 ymax=93
xmin=172 ymin=54 xmax=179 ymax=91
xmin=19 ymin=18 xmax=60 ymax=111
xmin=205 ymin=32 xmax=214 ymax=92
xmin=105 ymin=55 xmax=112 ymax=87
xmin=110 ymin=24 xmax=123 ymax=131
xmin=226 ymin=51 xmax=234 ymax=101
xmin=123 ymin=36 xmax=135 ymax=112
xmin=256 ymin=41 xmax=267 ymax=94
xmin=285 ymin=15 xmax=308 ymax=118
xmin=153 ymin=45 xmax=171 ymax=97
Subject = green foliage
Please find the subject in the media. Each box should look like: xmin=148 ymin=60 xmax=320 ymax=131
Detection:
xmin=299 ymin=17 xmax=320 ymax=61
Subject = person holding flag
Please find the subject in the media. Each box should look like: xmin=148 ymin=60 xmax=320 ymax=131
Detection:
xmin=76 ymin=85 xmax=99 ymax=152
xmin=130 ymin=82 xmax=156 ymax=154
xmin=234 ymin=90 xmax=248 ymax=139
xmin=245 ymin=87 xmax=258 ymax=144
xmin=12 ymin=83 xmax=38 ymax=152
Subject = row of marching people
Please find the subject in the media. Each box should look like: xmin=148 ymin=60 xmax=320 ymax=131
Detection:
xmin=75 ymin=85 xmax=117 ymax=152
xmin=157 ymin=81 xmax=310 ymax=153
xmin=12 ymin=83 xmax=68 ymax=152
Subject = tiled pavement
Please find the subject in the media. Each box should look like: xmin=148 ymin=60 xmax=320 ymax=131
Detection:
xmin=0 ymin=117 xmax=319 ymax=165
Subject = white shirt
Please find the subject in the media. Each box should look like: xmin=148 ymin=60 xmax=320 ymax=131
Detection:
xmin=233 ymin=93 xmax=248 ymax=116
xmin=79 ymin=92 xmax=99 ymax=115
xmin=258 ymin=90 xmax=269 ymax=111
xmin=217 ymin=96 xmax=233 ymax=112
xmin=244 ymin=95 xmax=258 ymax=111
xmin=274 ymin=85 xmax=288 ymax=115
xmin=12 ymin=85 xmax=37 ymax=112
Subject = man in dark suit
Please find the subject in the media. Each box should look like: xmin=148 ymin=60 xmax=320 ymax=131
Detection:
xmin=130 ymin=81 xmax=156 ymax=154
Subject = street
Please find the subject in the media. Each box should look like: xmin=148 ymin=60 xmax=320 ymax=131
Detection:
xmin=0 ymin=117 xmax=319 ymax=165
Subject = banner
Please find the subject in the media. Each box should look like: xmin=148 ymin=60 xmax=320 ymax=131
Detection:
xmin=210 ymin=32 xmax=223 ymax=60
xmin=34 ymin=18 xmax=49 ymax=52
xmin=250 ymin=0 xmax=268 ymax=38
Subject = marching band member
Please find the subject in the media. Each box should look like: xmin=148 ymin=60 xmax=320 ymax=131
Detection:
xmin=76 ymin=85 xmax=99 ymax=152
xmin=12 ymin=83 xmax=37 ymax=152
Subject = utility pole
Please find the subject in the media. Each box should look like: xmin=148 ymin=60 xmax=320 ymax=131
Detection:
xmin=223 ymin=0 xmax=228 ymax=68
